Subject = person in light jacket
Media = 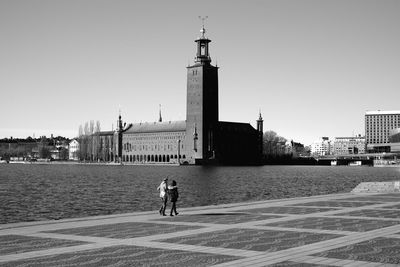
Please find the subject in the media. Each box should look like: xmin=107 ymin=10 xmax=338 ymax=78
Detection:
xmin=157 ymin=178 xmax=168 ymax=216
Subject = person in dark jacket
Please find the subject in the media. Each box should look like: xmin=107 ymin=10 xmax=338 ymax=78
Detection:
xmin=168 ymin=180 xmax=179 ymax=216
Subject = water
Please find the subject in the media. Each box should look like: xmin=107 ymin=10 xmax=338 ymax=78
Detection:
xmin=1 ymin=164 xmax=400 ymax=224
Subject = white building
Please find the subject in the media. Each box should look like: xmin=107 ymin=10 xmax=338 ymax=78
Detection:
xmin=333 ymin=136 xmax=365 ymax=155
xmin=365 ymin=110 xmax=400 ymax=153
xmin=311 ymin=137 xmax=333 ymax=156
xmin=68 ymin=139 xmax=79 ymax=160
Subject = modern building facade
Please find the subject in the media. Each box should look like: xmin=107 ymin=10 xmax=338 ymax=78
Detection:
xmin=95 ymin=26 xmax=263 ymax=165
xmin=333 ymin=135 xmax=365 ymax=155
xmin=365 ymin=110 xmax=400 ymax=153
xmin=389 ymin=128 xmax=400 ymax=153
xmin=311 ymin=137 xmax=332 ymax=156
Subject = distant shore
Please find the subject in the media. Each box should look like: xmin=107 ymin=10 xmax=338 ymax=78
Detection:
xmin=3 ymin=160 xmax=180 ymax=166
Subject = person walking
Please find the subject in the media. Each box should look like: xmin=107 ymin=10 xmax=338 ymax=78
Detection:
xmin=168 ymin=180 xmax=179 ymax=216
xmin=157 ymin=178 xmax=168 ymax=216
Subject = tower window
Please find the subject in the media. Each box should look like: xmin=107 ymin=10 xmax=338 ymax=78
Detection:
xmin=201 ymin=44 xmax=206 ymax=56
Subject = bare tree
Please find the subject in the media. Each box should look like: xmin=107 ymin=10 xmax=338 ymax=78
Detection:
xmin=263 ymin=130 xmax=287 ymax=157
xmin=94 ymin=120 xmax=101 ymax=161
xmin=77 ymin=120 xmax=103 ymax=162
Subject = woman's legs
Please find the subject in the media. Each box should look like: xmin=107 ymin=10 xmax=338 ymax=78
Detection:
xmin=170 ymin=202 xmax=175 ymax=216
xmin=160 ymin=197 xmax=167 ymax=216
xmin=171 ymin=201 xmax=178 ymax=215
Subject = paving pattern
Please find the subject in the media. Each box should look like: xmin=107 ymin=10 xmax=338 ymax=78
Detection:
xmin=1 ymin=192 xmax=400 ymax=266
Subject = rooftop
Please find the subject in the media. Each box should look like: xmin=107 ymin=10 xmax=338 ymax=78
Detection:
xmin=365 ymin=110 xmax=400 ymax=115
xmin=125 ymin=120 xmax=186 ymax=134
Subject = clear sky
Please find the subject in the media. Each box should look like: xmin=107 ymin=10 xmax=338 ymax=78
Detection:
xmin=1 ymin=0 xmax=399 ymax=145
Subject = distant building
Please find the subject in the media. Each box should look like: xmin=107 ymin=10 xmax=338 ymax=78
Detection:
xmin=68 ymin=139 xmax=79 ymax=160
xmin=333 ymin=136 xmax=365 ymax=155
xmin=365 ymin=110 xmax=400 ymax=153
xmin=389 ymin=128 xmax=400 ymax=152
xmin=311 ymin=137 xmax=332 ymax=156
xmin=93 ymin=26 xmax=263 ymax=165
xmin=286 ymin=141 xmax=307 ymax=157
xmin=122 ymin=120 xmax=186 ymax=164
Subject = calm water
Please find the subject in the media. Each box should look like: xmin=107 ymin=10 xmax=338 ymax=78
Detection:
xmin=1 ymin=164 xmax=400 ymax=224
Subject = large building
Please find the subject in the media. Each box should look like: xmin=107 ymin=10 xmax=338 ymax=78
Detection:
xmin=96 ymin=26 xmax=263 ymax=165
xmin=365 ymin=110 xmax=400 ymax=153
xmin=333 ymin=135 xmax=365 ymax=155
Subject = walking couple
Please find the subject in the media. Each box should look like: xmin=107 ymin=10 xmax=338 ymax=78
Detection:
xmin=157 ymin=177 xmax=179 ymax=216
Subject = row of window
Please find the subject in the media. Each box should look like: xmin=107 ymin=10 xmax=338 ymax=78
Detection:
xmin=366 ymin=139 xmax=389 ymax=143
xmin=123 ymin=143 xmax=184 ymax=152
xmin=126 ymin=134 xmax=185 ymax=141
xmin=366 ymin=121 xmax=400 ymax=123
xmin=366 ymin=115 xmax=400 ymax=119
xmin=366 ymin=132 xmax=392 ymax=135
xmin=122 ymin=154 xmax=186 ymax=163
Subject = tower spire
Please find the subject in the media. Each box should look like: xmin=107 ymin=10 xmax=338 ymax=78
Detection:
xmin=198 ymin=16 xmax=208 ymax=38
xmin=257 ymin=109 xmax=263 ymax=133
xmin=194 ymin=16 xmax=211 ymax=64
xmin=117 ymin=107 xmax=123 ymax=131
xmin=158 ymin=104 xmax=162 ymax=122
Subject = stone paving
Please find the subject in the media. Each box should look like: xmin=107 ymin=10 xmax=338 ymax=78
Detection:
xmin=1 ymin=192 xmax=400 ymax=266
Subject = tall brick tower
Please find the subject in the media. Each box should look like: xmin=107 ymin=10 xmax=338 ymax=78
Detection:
xmin=186 ymin=25 xmax=219 ymax=164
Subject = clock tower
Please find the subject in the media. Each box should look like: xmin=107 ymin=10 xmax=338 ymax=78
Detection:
xmin=186 ymin=26 xmax=219 ymax=164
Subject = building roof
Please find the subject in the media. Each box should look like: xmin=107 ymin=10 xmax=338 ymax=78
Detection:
xmin=365 ymin=110 xmax=400 ymax=115
xmin=218 ymin=121 xmax=256 ymax=132
xmin=98 ymin=131 xmax=114 ymax=136
xmin=124 ymin=120 xmax=186 ymax=134
xmin=334 ymin=136 xmax=365 ymax=140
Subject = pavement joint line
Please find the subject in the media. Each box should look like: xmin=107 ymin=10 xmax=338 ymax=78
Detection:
xmin=0 ymin=242 xmax=120 ymax=263
xmin=137 ymin=219 xmax=222 ymax=228
xmin=224 ymin=224 xmax=354 ymax=235
xmin=321 ymin=215 xmax=400 ymax=221
xmin=374 ymin=207 xmax=400 ymax=210
xmin=127 ymin=240 xmax=264 ymax=258
xmin=127 ymin=225 xmax=236 ymax=242
xmin=0 ymin=216 xmax=159 ymax=235
xmin=22 ymin=232 xmax=116 ymax=243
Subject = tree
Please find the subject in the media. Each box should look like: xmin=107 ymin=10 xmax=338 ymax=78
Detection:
xmin=77 ymin=120 xmax=102 ymax=161
xmin=94 ymin=120 xmax=101 ymax=161
xmin=59 ymin=147 xmax=69 ymax=160
xmin=263 ymin=130 xmax=287 ymax=157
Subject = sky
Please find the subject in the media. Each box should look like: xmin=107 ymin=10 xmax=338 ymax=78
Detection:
xmin=1 ymin=0 xmax=399 ymax=145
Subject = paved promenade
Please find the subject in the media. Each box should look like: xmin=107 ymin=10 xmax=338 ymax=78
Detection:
xmin=1 ymin=192 xmax=400 ymax=266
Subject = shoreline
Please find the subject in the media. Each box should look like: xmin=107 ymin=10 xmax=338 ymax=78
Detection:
xmin=3 ymin=160 xmax=180 ymax=166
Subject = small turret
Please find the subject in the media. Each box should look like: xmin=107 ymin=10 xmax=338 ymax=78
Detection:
xmin=194 ymin=16 xmax=211 ymax=64
xmin=158 ymin=104 xmax=162 ymax=122
xmin=257 ymin=110 xmax=263 ymax=133
xmin=257 ymin=111 xmax=264 ymax=159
